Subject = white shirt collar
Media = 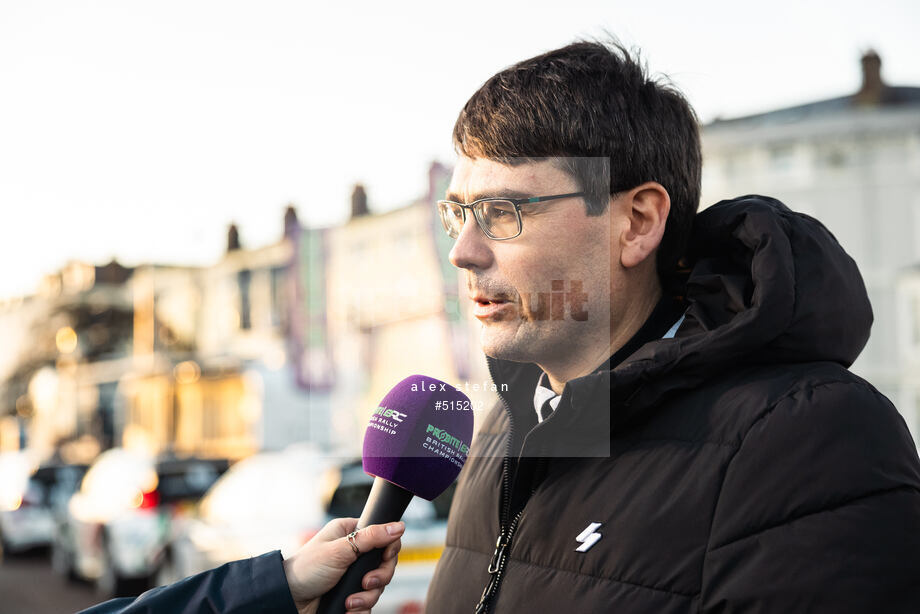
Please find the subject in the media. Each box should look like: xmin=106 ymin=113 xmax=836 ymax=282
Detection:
xmin=533 ymin=372 xmax=561 ymax=423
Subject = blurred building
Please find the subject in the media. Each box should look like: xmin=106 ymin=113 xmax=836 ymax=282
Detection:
xmin=898 ymin=268 xmax=920 ymax=440
xmin=121 ymin=212 xmax=331 ymax=460
xmin=325 ymin=164 xmax=494 ymax=448
xmin=0 ymin=212 xmax=328 ymax=461
xmin=0 ymin=260 xmax=135 ymax=461
xmin=1 ymin=162 xmax=496 ymax=462
xmin=701 ymin=50 xmax=920 ymax=442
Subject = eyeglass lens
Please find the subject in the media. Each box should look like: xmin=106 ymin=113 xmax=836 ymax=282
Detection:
xmin=438 ymin=200 xmax=521 ymax=240
xmin=478 ymin=201 xmax=519 ymax=238
xmin=438 ymin=202 xmax=464 ymax=238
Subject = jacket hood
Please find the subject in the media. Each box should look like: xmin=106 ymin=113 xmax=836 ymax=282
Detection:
xmin=487 ymin=195 xmax=873 ymax=452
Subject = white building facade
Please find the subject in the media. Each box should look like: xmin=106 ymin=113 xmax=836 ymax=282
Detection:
xmin=701 ymin=51 xmax=920 ymax=442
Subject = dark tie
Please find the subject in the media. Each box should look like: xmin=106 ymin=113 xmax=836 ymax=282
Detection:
xmin=540 ymin=397 xmax=555 ymax=422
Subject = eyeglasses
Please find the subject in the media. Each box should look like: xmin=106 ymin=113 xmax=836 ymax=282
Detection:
xmin=436 ymin=192 xmax=586 ymax=240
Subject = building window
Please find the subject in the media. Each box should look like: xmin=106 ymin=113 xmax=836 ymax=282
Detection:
xmin=913 ymin=201 xmax=920 ymax=261
xmin=817 ymin=145 xmax=848 ymax=168
xmin=769 ymin=144 xmax=796 ymax=172
xmin=912 ymin=293 xmax=920 ymax=349
xmin=270 ymin=266 xmax=286 ymax=329
xmin=238 ymin=269 xmax=251 ymax=330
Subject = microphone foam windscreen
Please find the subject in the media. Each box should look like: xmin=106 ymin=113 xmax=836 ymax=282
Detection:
xmin=363 ymin=375 xmax=475 ymax=501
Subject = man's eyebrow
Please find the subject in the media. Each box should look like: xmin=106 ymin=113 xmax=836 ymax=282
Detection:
xmin=443 ymin=189 xmax=533 ymax=203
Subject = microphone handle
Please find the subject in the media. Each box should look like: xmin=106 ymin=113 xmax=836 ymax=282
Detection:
xmin=317 ymin=478 xmax=415 ymax=614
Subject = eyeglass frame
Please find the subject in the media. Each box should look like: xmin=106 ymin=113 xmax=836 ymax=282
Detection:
xmin=436 ymin=191 xmax=587 ymax=240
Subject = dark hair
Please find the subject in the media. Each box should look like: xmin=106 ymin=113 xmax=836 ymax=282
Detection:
xmin=453 ymin=40 xmax=701 ymax=278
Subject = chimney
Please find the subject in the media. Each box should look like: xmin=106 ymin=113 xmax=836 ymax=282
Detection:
xmin=855 ymin=49 xmax=885 ymax=106
xmin=227 ymin=223 xmax=241 ymax=252
xmin=351 ymin=184 xmax=369 ymax=219
xmin=284 ymin=204 xmax=300 ymax=238
xmin=95 ymin=259 xmax=133 ymax=285
xmin=428 ymin=161 xmax=454 ymax=204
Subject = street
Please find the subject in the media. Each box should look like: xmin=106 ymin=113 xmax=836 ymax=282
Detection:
xmin=0 ymin=549 xmax=100 ymax=613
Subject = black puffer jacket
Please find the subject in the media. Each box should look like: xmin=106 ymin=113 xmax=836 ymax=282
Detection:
xmin=426 ymin=196 xmax=920 ymax=613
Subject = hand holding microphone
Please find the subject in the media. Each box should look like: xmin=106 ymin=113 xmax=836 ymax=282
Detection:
xmin=283 ymin=518 xmax=405 ymax=614
xmin=317 ymin=375 xmax=475 ymax=614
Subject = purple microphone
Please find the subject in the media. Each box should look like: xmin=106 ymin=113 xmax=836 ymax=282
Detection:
xmin=318 ymin=375 xmax=474 ymax=613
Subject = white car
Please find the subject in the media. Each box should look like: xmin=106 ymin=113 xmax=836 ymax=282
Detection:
xmin=161 ymin=446 xmax=335 ymax=581
xmin=1 ymin=462 xmax=87 ymax=556
xmin=0 ymin=452 xmax=44 ymax=555
xmin=54 ymin=448 xmax=226 ymax=597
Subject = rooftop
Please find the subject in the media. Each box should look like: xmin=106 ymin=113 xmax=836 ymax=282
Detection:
xmin=707 ymin=50 xmax=920 ymax=130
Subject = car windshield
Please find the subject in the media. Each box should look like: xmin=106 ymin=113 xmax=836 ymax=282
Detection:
xmin=28 ymin=465 xmax=87 ymax=506
xmin=156 ymin=460 xmax=227 ymax=504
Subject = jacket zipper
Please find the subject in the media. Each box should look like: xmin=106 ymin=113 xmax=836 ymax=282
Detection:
xmin=475 ymin=360 xmax=531 ymax=614
xmin=475 ymin=507 xmax=524 ymax=614
xmin=487 ymin=359 xmax=516 ymax=528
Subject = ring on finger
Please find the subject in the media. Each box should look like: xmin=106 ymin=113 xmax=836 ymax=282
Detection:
xmin=346 ymin=529 xmax=361 ymax=555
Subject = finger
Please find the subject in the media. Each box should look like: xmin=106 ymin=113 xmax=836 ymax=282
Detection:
xmin=382 ymin=538 xmax=402 ymax=561
xmin=317 ymin=517 xmax=358 ymax=541
xmin=363 ymin=549 xmax=398 ymax=589
xmin=351 ymin=521 xmax=404 ymax=554
xmin=345 ymin=587 xmax=383 ymax=611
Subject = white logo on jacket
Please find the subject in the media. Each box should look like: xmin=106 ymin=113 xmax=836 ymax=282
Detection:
xmin=575 ymin=522 xmax=603 ymax=552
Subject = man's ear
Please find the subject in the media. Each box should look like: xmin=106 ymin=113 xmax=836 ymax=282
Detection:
xmin=617 ymin=182 xmax=670 ymax=269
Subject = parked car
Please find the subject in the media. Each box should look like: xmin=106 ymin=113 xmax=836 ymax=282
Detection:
xmin=52 ymin=448 xmax=228 ymax=597
xmin=162 ymin=448 xmax=451 ymax=614
xmin=0 ymin=454 xmax=87 ymax=557
xmin=159 ymin=445 xmax=334 ymax=585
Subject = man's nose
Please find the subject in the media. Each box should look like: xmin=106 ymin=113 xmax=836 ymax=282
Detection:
xmin=449 ymin=215 xmax=494 ymax=272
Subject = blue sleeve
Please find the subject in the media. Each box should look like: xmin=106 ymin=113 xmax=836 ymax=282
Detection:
xmin=77 ymin=551 xmax=298 ymax=614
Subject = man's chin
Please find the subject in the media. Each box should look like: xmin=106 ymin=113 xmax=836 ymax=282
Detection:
xmin=479 ymin=330 xmax=536 ymax=364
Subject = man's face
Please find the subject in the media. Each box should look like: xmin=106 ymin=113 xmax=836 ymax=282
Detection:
xmin=446 ymin=157 xmax=614 ymax=366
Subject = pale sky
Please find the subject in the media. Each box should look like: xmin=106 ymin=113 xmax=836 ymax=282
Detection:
xmin=1 ymin=0 xmax=918 ymax=300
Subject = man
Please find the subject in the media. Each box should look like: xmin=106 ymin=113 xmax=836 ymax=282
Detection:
xmin=426 ymin=41 xmax=920 ymax=612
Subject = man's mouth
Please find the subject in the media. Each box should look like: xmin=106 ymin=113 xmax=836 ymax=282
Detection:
xmin=472 ymin=296 xmax=513 ymax=319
